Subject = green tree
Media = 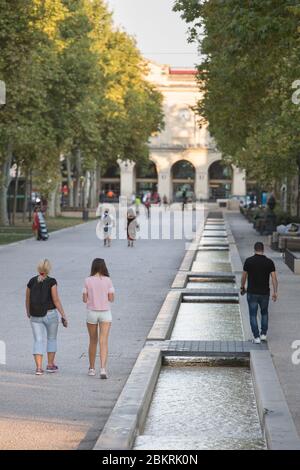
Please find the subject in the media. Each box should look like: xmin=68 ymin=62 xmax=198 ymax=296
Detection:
xmin=174 ymin=0 xmax=300 ymax=189
xmin=0 ymin=0 xmax=59 ymax=224
xmin=0 ymin=0 xmax=164 ymax=222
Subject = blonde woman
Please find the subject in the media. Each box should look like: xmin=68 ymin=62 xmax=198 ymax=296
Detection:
xmin=26 ymin=259 xmax=68 ymax=375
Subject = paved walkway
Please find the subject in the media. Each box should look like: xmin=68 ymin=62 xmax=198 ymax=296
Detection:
xmin=0 ymin=208 xmax=200 ymax=450
xmin=228 ymin=212 xmax=300 ymax=438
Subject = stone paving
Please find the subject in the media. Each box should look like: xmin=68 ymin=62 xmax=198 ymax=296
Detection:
xmin=161 ymin=340 xmax=268 ymax=355
xmin=227 ymin=211 xmax=300 ymax=439
xmin=0 ymin=208 xmax=198 ymax=450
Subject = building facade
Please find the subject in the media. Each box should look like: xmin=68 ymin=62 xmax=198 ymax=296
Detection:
xmin=100 ymin=61 xmax=246 ymax=202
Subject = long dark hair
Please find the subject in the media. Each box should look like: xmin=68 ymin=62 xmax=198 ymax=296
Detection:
xmin=90 ymin=258 xmax=109 ymax=277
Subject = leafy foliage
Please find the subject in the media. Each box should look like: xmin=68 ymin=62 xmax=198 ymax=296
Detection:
xmin=0 ymin=0 xmax=164 ymax=222
xmin=174 ymin=0 xmax=300 ymax=187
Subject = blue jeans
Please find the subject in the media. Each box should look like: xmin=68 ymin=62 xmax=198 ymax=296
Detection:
xmin=247 ymin=293 xmax=269 ymax=338
xmin=30 ymin=310 xmax=59 ymax=355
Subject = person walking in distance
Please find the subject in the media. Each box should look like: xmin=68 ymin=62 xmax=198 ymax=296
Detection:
xmin=163 ymin=195 xmax=169 ymax=211
xmin=182 ymin=189 xmax=187 ymax=211
xmin=26 ymin=259 xmax=68 ymax=375
xmin=135 ymin=195 xmax=141 ymax=215
xmin=144 ymin=195 xmax=151 ymax=219
xmin=127 ymin=207 xmax=139 ymax=247
xmin=240 ymin=242 xmax=278 ymax=344
xmin=101 ymin=209 xmax=114 ymax=247
xmin=82 ymin=258 xmax=115 ymax=379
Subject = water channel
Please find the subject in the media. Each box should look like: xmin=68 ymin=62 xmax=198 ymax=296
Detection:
xmin=133 ymin=215 xmax=266 ymax=450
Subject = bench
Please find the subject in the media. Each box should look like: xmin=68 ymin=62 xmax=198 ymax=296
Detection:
xmin=279 ymin=236 xmax=300 ymax=252
xmin=284 ymin=249 xmax=300 ymax=274
xmin=267 ymin=232 xmax=300 ymax=251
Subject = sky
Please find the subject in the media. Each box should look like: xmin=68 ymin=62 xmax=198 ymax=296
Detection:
xmin=106 ymin=0 xmax=199 ymax=68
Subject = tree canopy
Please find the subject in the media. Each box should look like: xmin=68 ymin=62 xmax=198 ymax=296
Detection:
xmin=174 ymin=0 xmax=300 ymax=187
xmin=0 ymin=0 xmax=164 ymax=223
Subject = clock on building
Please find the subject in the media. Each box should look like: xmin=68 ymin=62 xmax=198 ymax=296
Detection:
xmin=179 ymin=108 xmax=191 ymax=122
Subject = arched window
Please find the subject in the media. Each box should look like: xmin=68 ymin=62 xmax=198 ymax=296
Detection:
xmin=136 ymin=161 xmax=158 ymax=196
xmin=209 ymin=161 xmax=232 ymax=180
xmin=172 ymin=160 xmax=195 ymax=180
xmin=136 ymin=161 xmax=158 ymax=179
xmin=171 ymin=160 xmax=195 ymax=202
xmin=209 ymin=160 xmax=232 ymax=201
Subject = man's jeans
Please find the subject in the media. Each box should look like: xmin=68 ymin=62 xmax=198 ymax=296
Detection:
xmin=30 ymin=310 xmax=59 ymax=355
xmin=247 ymin=293 xmax=269 ymax=338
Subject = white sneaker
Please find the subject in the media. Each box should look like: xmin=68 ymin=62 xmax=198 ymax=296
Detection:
xmin=100 ymin=368 xmax=108 ymax=379
xmin=260 ymin=334 xmax=267 ymax=341
xmin=254 ymin=337 xmax=261 ymax=344
xmin=88 ymin=368 xmax=96 ymax=376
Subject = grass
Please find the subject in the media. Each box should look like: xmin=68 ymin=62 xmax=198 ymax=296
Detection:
xmin=0 ymin=216 xmax=87 ymax=246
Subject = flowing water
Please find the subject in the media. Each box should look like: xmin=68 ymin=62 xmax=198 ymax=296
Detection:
xmin=186 ymin=280 xmax=235 ymax=289
xmin=133 ymin=217 xmax=266 ymax=451
xmin=192 ymin=250 xmax=232 ymax=272
xmin=134 ymin=365 xmax=266 ymax=450
xmin=171 ymin=302 xmax=243 ymax=341
xmin=203 ymin=231 xmax=227 ymax=237
xmin=200 ymin=237 xmax=228 ymax=243
xmin=203 ymin=225 xmax=225 ymax=230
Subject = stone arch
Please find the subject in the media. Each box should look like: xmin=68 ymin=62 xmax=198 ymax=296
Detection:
xmin=171 ymin=159 xmax=195 ymax=202
xmin=135 ymin=160 xmax=158 ymax=196
xmin=208 ymin=160 xmax=233 ymax=201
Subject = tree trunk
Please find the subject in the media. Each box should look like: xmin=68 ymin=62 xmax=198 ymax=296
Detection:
xmin=48 ymin=188 xmax=56 ymax=217
xmin=96 ymin=161 xmax=101 ymax=198
xmin=12 ymin=163 xmax=19 ymax=226
xmin=0 ymin=143 xmax=13 ymax=226
xmin=84 ymin=170 xmax=90 ymax=208
xmin=23 ymin=173 xmax=28 ymax=223
xmin=55 ymin=181 xmax=62 ymax=216
xmin=47 ymin=182 xmax=62 ymax=218
xmin=297 ymin=174 xmax=300 ymax=217
xmin=66 ymin=155 xmax=74 ymax=207
xmin=74 ymin=147 xmax=82 ymax=208
xmin=89 ymin=165 xmax=97 ymax=209
xmin=74 ymin=179 xmax=80 ymax=208
xmin=28 ymin=169 xmax=33 ymax=222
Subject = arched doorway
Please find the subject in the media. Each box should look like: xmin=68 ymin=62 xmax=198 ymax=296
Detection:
xmin=209 ymin=161 xmax=233 ymax=200
xmin=172 ymin=160 xmax=195 ymax=202
xmin=101 ymin=164 xmax=120 ymax=202
xmin=135 ymin=161 xmax=158 ymax=198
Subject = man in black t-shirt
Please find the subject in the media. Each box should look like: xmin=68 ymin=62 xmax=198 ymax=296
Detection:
xmin=241 ymin=242 xmax=278 ymax=344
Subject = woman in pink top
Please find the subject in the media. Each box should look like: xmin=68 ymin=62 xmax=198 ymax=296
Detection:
xmin=82 ymin=258 xmax=115 ymax=379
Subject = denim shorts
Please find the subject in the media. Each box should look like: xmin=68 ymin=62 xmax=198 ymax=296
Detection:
xmin=86 ymin=310 xmax=112 ymax=324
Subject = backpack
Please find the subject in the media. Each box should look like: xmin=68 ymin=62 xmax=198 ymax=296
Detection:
xmin=29 ymin=277 xmax=51 ymax=317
